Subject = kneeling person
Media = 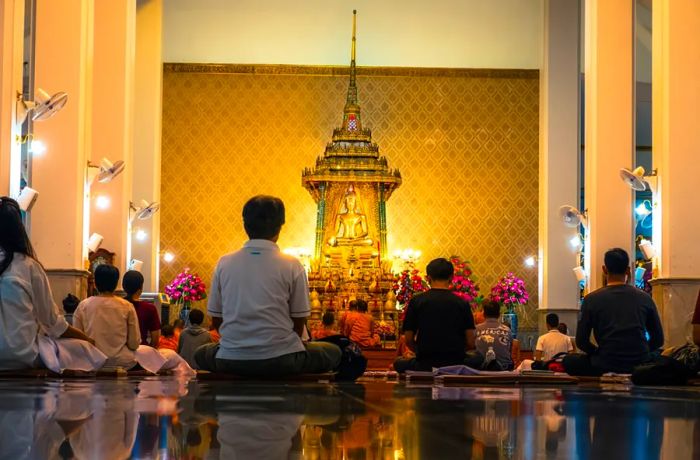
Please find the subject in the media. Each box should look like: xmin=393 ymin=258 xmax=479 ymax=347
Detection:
xmin=195 ymin=195 xmax=341 ymax=376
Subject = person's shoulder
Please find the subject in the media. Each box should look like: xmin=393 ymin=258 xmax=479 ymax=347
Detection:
xmin=217 ymin=249 xmax=244 ymax=265
xmin=111 ymin=296 xmax=135 ymax=309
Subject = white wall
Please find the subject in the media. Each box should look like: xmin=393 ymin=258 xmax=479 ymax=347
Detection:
xmin=163 ymin=0 xmax=543 ymax=69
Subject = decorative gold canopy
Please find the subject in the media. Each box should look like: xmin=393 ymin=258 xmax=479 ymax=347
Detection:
xmin=302 ymin=10 xmax=402 ymax=204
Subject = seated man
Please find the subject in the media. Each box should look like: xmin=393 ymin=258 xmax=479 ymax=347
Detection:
xmin=535 ymin=313 xmax=573 ymax=362
xmin=563 ymin=248 xmax=664 ymax=376
xmin=464 ymin=300 xmax=513 ymax=371
xmin=195 ymin=195 xmax=341 ymax=377
xmin=393 ymin=258 xmax=476 ymax=373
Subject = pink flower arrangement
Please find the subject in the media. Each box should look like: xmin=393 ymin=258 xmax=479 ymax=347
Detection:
xmin=393 ymin=269 xmax=429 ymax=306
xmin=373 ymin=320 xmax=397 ymax=337
xmin=489 ymin=273 xmax=529 ymax=307
xmin=449 ymin=256 xmax=483 ymax=306
xmin=165 ymin=268 xmax=207 ymax=305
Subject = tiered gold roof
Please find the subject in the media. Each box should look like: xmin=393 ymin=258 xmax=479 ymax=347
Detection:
xmin=302 ymin=10 xmax=401 ymax=202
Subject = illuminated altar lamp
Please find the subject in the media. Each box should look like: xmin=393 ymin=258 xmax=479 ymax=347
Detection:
xmin=162 ymin=251 xmax=175 ymax=263
xmin=524 ymin=256 xmax=537 ymax=268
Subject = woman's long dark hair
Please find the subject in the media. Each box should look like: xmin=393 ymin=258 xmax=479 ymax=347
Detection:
xmin=122 ymin=270 xmax=145 ymax=306
xmin=0 ymin=196 xmax=37 ymax=276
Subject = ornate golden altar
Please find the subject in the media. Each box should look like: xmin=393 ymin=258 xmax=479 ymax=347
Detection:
xmin=302 ymin=11 xmax=401 ymax=321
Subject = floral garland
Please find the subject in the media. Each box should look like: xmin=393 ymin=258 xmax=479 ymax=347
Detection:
xmin=165 ymin=268 xmax=207 ymax=305
xmin=393 ymin=269 xmax=429 ymax=306
xmin=449 ymin=256 xmax=483 ymax=306
xmin=489 ymin=272 xmax=529 ymax=307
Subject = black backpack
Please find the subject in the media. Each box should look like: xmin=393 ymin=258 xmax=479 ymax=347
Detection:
xmin=317 ymin=335 xmax=367 ymax=381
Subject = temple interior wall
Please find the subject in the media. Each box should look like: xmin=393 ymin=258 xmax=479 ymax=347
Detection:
xmin=160 ymin=65 xmax=539 ymax=328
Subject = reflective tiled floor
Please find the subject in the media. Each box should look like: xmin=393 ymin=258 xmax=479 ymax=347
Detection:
xmin=0 ymin=378 xmax=699 ymax=459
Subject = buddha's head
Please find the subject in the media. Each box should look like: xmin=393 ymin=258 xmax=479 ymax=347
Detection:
xmin=343 ymin=185 xmax=358 ymax=212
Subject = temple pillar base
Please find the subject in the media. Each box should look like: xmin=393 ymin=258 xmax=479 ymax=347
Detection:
xmin=649 ymin=278 xmax=700 ymax=348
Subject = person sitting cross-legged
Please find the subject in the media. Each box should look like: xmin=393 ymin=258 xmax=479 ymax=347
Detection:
xmin=313 ymin=311 xmax=340 ymax=340
xmin=563 ymin=248 xmax=664 ymax=376
xmin=0 ymin=197 xmax=94 ymax=371
xmin=73 ymin=264 xmax=141 ymax=370
xmin=393 ymin=258 xmax=476 ymax=373
xmin=339 ymin=299 xmax=381 ymax=348
xmin=178 ymin=309 xmax=213 ymax=369
xmin=535 ymin=313 xmax=573 ymax=362
xmin=464 ymin=300 xmax=514 ymax=371
xmin=195 ymin=195 xmax=341 ymax=377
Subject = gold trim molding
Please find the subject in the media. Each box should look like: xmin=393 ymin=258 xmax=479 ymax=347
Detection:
xmin=163 ymin=63 xmax=539 ymax=79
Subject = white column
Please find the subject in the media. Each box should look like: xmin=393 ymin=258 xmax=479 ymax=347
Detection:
xmin=0 ymin=0 xmax=24 ymax=197
xmin=31 ymin=0 xmax=94 ymax=301
xmin=650 ymin=0 xmax=700 ymax=347
xmin=538 ymin=0 xmax=582 ymax=333
xmin=583 ymin=0 xmax=635 ymax=290
xmin=90 ymin=0 xmax=135 ymax=274
xmin=133 ymin=0 xmax=163 ymax=292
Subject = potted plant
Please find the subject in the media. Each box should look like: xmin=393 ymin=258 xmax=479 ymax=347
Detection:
xmin=165 ymin=268 xmax=207 ymax=324
xmin=489 ymin=273 xmax=529 ymax=338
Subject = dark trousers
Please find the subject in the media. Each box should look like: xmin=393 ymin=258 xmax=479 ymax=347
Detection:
xmin=563 ymin=353 xmax=605 ymax=377
xmin=194 ymin=342 xmax=342 ymax=377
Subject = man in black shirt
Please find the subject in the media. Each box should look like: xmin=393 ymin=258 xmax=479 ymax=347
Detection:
xmin=394 ymin=258 xmax=476 ymax=373
xmin=563 ymin=248 xmax=664 ymax=376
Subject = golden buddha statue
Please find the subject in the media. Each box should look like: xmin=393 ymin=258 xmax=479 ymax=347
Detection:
xmin=328 ymin=186 xmax=373 ymax=247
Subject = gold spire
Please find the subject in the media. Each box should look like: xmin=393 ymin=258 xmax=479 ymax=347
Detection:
xmin=346 ymin=10 xmax=358 ymax=106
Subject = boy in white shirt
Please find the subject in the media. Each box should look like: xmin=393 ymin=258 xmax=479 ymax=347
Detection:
xmin=74 ymin=264 xmax=141 ymax=370
xmin=535 ymin=313 xmax=573 ymax=362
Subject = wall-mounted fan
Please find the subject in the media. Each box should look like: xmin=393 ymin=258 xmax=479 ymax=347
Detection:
xmin=559 ymin=205 xmax=588 ymax=229
xmin=16 ymin=89 xmax=68 ymax=124
xmin=620 ymin=166 xmax=658 ymax=193
xmin=87 ymin=158 xmax=125 ymax=185
xmin=130 ymin=199 xmax=160 ymax=222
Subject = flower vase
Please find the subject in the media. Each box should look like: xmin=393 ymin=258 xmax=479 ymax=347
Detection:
xmin=502 ymin=305 xmax=519 ymax=339
xmin=178 ymin=302 xmax=192 ymax=326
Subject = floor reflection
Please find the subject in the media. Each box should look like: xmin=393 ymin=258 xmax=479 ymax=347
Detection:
xmin=0 ymin=378 xmax=699 ymax=459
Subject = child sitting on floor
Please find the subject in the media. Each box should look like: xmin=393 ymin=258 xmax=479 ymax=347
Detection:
xmin=73 ymin=264 xmax=141 ymax=370
xmin=158 ymin=325 xmax=179 ymax=351
xmin=178 ymin=309 xmax=213 ymax=369
xmin=314 ymin=311 xmax=340 ymax=340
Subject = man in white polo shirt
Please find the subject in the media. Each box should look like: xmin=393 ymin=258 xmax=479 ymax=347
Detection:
xmin=535 ymin=313 xmax=573 ymax=362
xmin=195 ymin=195 xmax=341 ymax=376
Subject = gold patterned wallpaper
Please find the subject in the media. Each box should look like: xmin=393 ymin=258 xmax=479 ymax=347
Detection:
xmin=160 ymin=64 xmax=539 ymax=326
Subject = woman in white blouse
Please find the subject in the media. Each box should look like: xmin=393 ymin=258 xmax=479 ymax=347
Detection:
xmin=0 ymin=196 xmax=93 ymax=370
